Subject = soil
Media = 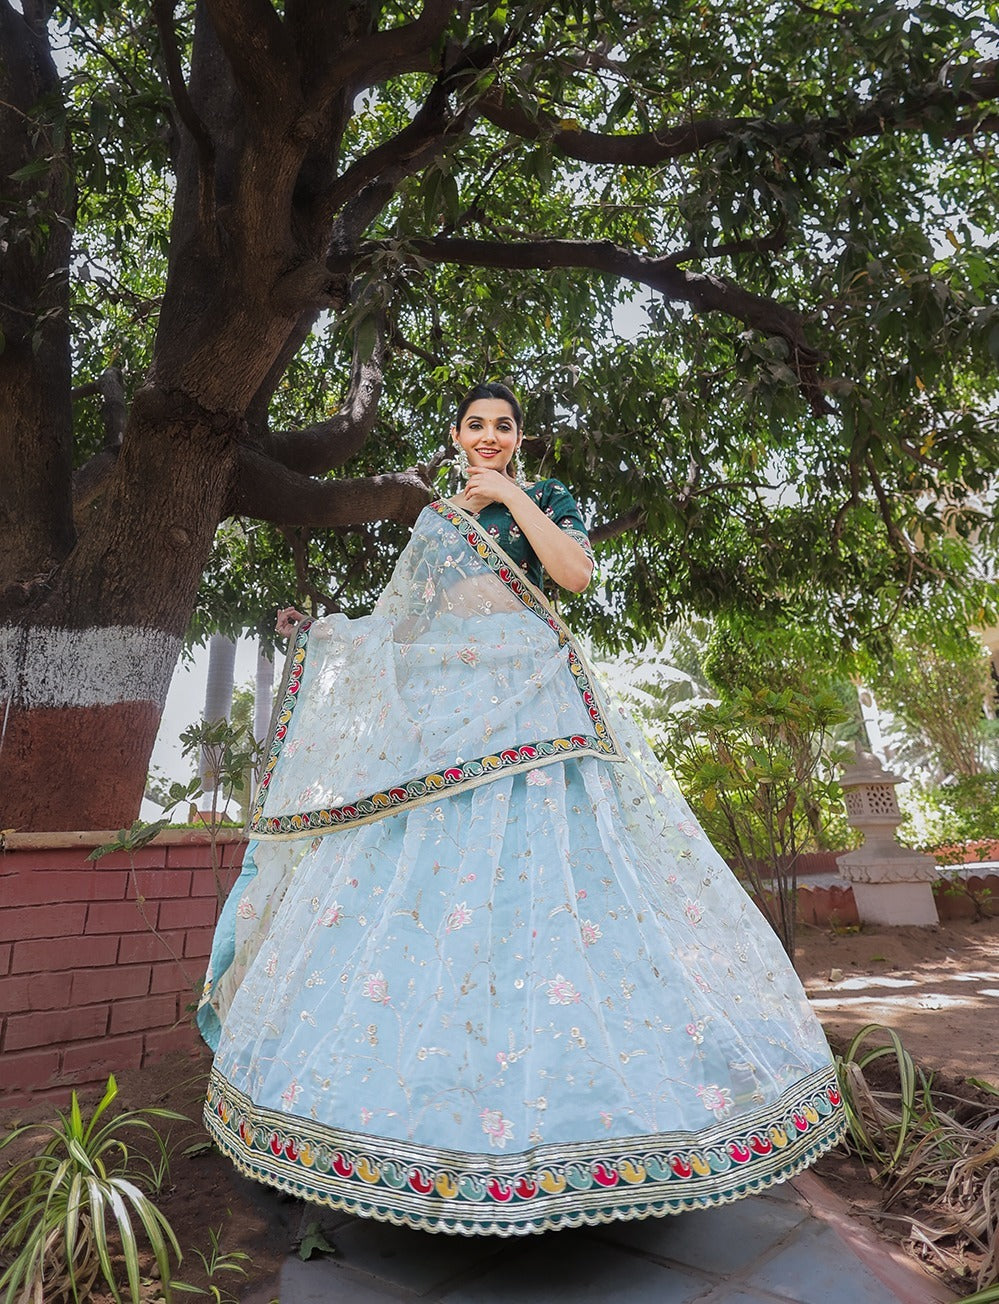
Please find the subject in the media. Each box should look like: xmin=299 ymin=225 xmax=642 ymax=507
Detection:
xmin=2 ymin=914 xmax=997 ymax=1302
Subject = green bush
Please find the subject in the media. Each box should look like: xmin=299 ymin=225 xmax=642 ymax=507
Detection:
xmin=898 ymin=774 xmax=999 ymax=858
xmin=660 ymin=684 xmax=850 ymax=959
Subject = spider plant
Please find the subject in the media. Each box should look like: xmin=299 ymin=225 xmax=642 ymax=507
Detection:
xmin=0 ymin=1074 xmax=186 ymax=1303
xmin=836 ymin=1024 xmax=999 ymax=1294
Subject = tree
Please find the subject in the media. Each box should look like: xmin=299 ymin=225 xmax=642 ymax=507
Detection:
xmin=661 ymin=684 xmax=849 ymax=960
xmin=2 ymin=0 xmax=998 ymax=831
xmin=866 ymin=615 xmax=999 ymax=780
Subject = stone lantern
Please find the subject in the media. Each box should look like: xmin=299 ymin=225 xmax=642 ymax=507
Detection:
xmin=836 ymin=747 xmax=939 ymax=926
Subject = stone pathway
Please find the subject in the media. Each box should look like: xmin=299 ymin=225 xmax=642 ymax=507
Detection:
xmin=264 ymin=1172 xmax=954 ymax=1304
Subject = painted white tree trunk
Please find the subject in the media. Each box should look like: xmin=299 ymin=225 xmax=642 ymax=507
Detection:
xmin=0 ymin=624 xmax=181 ymax=830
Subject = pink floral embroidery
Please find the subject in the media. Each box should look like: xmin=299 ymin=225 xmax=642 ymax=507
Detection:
xmin=264 ymin=952 xmax=278 ymax=978
xmin=360 ymin=1107 xmax=373 ymax=1125
xmin=693 ymin=973 xmax=712 ymax=993
xmin=319 ymin=904 xmax=343 ymax=927
xmin=685 ymin=900 xmax=703 ymax=926
xmin=422 ymin=578 xmax=435 ymax=601
xmin=580 ymin=920 xmax=602 ymax=947
xmin=696 ymin=1084 xmax=733 ymax=1118
xmin=445 ymin=902 xmax=473 ymax=932
xmin=236 ymin=898 xmax=256 ymax=920
xmin=280 ymin=1079 xmax=303 ymax=1110
xmin=686 ymin=1020 xmax=706 ymax=1044
xmin=363 ymin=972 xmax=390 ymax=1005
xmin=457 ymin=647 xmax=479 ymax=666
xmin=526 ymin=768 xmax=551 ymax=786
xmin=677 ymin=819 xmax=701 ymax=838
xmin=546 ymin=974 xmax=580 ymax=1005
xmin=599 ymin=1111 xmax=613 ymax=1129
xmin=480 ymin=1108 xmax=514 ymax=1149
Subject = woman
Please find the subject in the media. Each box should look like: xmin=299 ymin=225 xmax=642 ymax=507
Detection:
xmin=198 ymin=382 xmax=844 ymax=1236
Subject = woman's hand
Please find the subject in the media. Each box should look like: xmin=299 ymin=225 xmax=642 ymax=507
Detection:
xmin=276 ymin=607 xmax=307 ymax=638
xmin=462 ymin=467 xmax=522 ymax=513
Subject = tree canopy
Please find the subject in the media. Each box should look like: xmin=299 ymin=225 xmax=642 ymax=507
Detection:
xmin=2 ymin=0 xmax=998 ymax=828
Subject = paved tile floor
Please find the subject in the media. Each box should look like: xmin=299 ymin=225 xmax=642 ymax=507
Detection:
xmin=274 ymin=1175 xmax=955 ymax=1304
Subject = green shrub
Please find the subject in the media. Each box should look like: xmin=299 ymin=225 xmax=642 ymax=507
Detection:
xmin=898 ymin=774 xmax=999 ymax=857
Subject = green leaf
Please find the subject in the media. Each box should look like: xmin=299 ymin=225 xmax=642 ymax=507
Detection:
xmin=297 ymin=1220 xmax=337 ymax=1261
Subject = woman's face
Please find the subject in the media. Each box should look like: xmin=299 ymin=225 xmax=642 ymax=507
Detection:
xmin=452 ymin=399 xmax=522 ymax=474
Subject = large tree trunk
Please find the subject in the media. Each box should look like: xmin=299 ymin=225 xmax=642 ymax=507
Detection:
xmin=0 ymin=3 xmax=75 ymax=589
xmin=2 ymin=391 xmax=240 ymax=831
xmin=0 ymin=1 xmax=414 ymax=833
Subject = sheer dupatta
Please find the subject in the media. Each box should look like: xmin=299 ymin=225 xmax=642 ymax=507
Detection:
xmin=248 ymin=500 xmax=622 ymax=841
xmin=198 ymin=501 xmax=621 ymax=1045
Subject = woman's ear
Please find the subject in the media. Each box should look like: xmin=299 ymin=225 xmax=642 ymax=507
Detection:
xmin=449 ymin=424 xmax=458 ymax=442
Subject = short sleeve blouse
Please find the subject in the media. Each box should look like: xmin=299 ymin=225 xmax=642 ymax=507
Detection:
xmin=473 ymin=478 xmax=594 ymax=589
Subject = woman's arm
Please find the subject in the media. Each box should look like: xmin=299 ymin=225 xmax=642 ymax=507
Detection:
xmin=461 ymin=469 xmax=593 ymax=593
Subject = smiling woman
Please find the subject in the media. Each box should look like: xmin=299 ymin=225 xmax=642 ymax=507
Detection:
xmin=196 ymin=382 xmax=845 ymax=1237
xmin=448 ymin=383 xmax=594 ymax=594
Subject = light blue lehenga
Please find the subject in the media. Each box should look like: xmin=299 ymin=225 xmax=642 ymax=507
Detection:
xmin=198 ymin=488 xmax=845 ymax=1236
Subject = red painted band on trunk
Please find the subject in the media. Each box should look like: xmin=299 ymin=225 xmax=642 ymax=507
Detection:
xmin=2 ymin=701 xmax=161 ymax=832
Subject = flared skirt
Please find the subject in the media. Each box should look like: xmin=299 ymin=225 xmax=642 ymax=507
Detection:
xmin=201 ymin=731 xmax=844 ymax=1235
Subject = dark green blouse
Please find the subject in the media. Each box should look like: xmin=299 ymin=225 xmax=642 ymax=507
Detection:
xmin=473 ymin=478 xmax=594 ymax=589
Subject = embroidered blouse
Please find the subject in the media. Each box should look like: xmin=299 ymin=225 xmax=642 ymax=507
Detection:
xmin=471 ymin=478 xmax=593 ymax=589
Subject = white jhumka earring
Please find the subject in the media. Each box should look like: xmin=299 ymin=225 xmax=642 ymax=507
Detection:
xmin=452 ymin=443 xmax=470 ymax=479
xmin=512 ymin=449 xmax=528 ymax=489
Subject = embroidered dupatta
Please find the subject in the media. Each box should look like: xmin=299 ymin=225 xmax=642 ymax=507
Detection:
xmin=248 ymin=500 xmax=622 ymax=841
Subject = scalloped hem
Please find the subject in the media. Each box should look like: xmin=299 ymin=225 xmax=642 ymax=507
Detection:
xmin=203 ymin=1065 xmax=847 ymax=1237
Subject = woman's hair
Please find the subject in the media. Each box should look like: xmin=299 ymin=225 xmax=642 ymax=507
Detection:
xmin=454 ymin=382 xmax=524 ymax=431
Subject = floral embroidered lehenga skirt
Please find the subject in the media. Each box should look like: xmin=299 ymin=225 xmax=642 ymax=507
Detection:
xmin=198 ymin=502 xmax=845 ymax=1235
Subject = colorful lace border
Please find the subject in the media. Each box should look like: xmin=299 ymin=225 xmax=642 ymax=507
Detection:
xmin=204 ymin=1065 xmax=846 ymax=1236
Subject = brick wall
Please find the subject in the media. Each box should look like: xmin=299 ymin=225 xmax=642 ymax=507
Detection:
xmin=0 ymin=832 xmax=244 ymax=1107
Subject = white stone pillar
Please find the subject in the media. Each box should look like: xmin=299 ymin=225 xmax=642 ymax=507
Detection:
xmin=198 ymin=634 xmax=237 ymax=814
xmin=836 ymin=747 xmax=939 ymax=926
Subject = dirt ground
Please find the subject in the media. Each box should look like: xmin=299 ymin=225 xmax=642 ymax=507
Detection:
xmin=795 ymin=914 xmax=999 ymax=1084
xmin=2 ymin=915 xmax=997 ymax=1301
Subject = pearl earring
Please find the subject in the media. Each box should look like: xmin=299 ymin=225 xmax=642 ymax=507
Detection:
xmin=452 ymin=443 xmax=469 ymax=480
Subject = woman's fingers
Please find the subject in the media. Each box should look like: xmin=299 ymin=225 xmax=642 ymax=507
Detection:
xmin=276 ymin=607 xmax=305 ymax=635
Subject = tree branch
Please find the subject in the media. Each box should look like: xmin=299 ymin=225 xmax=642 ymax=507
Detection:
xmin=72 ymin=447 xmax=119 ymax=519
xmin=72 ymin=367 xmax=127 ymax=445
xmin=319 ymin=65 xmax=473 ymax=221
xmin=315 ymin=0 xmax=456 ymax=102
xmin=479 ymin=62 xmax=999 ymax=166
xmin=97 ymin=365 xmax=126 ymax=447
xmin=231 ymin=450 xmax=432 ymax=528
xmin=201 ymin=0 xmax=301 ymax=122
xmin=664 ymin=221 xmax=790 ymax=268
xmin=152 ymin=0 xmax=216 ymax=223
xmin=265 ymin=307 xmax=388 ymax=474
xmin=351 ymin=234 xmax=830 ymax=412
xmin=590 ymin=508 xmax=645 ymax=544
xmin=480 ymin=91 xmax=738 ymax=163
xmin=313 ymin=41 xmax=497 ymax=238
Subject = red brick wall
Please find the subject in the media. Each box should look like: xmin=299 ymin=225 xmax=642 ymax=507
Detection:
xmin=0 ymin=833 xmax=244 ymax=1106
